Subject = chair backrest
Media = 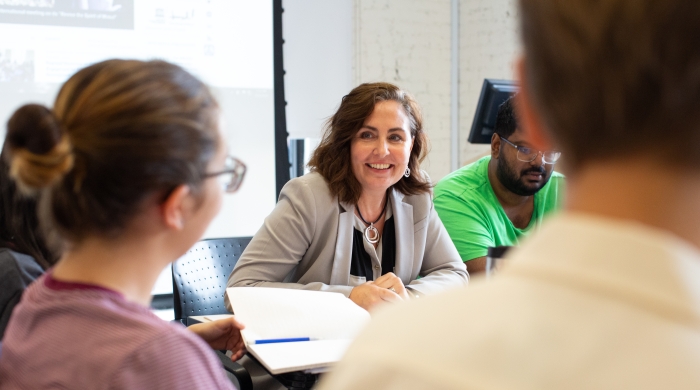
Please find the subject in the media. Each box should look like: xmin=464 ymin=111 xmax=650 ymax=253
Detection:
xmin=172 ymin=237 xmax=252 ymax=324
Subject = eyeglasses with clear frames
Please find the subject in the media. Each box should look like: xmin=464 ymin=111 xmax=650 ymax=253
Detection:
xmin=499 ymin=135 xmax=561 ymax=164
xmin=204 ymin=155 xmax=247 ymax=193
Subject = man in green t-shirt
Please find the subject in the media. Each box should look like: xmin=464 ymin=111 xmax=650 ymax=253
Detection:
xmin=434 ymin=96 xmax=565 ymax=274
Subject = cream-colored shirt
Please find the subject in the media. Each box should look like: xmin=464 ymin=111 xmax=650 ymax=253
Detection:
xmin=319 ymin=213 xmax=700 ymax=389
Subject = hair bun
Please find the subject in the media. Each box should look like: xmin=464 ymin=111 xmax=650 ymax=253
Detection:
xmin=5 ymin=104 xmax=74 ymax=193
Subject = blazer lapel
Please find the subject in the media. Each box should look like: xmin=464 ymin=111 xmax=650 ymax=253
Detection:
xmin=391 ymin=189 xmax=414 ymax=282
xmin=331 ymin=200 xmax=354 ymax=285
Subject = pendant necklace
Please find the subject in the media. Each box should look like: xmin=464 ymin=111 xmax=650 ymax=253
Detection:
xmin=356 ymin=195 xmax=388 ymax=245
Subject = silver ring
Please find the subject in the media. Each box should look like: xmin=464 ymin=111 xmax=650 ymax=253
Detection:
xmin=388 ymin=287 xmax=396 ymax=293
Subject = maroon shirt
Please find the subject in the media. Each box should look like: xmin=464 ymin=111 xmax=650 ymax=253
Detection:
xmin=0 ymin=273 xmax=235 ymax=390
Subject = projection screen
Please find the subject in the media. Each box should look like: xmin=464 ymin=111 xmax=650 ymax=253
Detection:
xmin=0 ymin=0 xmax=279 ymax=295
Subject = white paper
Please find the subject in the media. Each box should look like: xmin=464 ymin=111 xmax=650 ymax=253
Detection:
xmin=227 ymin=287 xmax=370 ymax=343
xmin=226 ymin=287 xmax=371 ymax=374
xmin=187 ymin=314 xmax=235 ymax=323
xmin=247 ymin=339 xmax=353 ymax=375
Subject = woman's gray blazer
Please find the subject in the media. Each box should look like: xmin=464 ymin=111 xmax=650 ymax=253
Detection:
xmin=227 ymin=172 xmax=468 ymax=307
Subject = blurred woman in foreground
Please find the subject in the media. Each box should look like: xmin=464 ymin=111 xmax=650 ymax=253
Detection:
xmin=0 ymin=59 xmax=246 ymax=389
xmin=0 ymin=146 xmax=59 ymax=339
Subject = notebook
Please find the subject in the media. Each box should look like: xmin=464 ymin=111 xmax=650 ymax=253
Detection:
xmin=226 ymin=287 xmax=371 ymax=374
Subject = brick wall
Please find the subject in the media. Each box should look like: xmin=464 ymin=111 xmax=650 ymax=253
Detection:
xmin=356 ymin=0 xmax=453 ymax=180
xmin=459 ymin=0 xmax=520 ymax=166
xmin=355 ymin=0 xmax=520 ymax=180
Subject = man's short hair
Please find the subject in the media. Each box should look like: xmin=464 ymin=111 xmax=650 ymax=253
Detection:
xmin=519 ymin=0 xmax=700 ymax=170
xmin=494 ymin=95 xmax=518 ymax=139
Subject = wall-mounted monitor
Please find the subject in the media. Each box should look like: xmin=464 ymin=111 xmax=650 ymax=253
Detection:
xmin=468 ymin=79 xmax=519 ymax=144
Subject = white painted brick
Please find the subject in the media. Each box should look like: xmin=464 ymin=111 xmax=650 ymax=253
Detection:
xmin=354 ymin=0 xmax=520 ymax=179
xmin=356 ymin=0 xmax=452 ymax=180
xmin=459 ymin=0 xmax=520 ymax=165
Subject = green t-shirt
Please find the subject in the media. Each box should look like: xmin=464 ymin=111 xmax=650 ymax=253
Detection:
xmin=434 ymin=156 xmax=565 ymax=262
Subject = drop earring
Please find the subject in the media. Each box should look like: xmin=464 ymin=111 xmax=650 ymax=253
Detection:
xmin=404 ymin=167 xmax=411 ymax=177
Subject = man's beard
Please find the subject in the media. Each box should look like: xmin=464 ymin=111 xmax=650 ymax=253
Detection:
xmin=495 ymin=159 xmax=550 ymax=197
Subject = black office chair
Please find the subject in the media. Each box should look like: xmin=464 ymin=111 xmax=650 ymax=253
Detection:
xmin=173 ymin=237 xmax=317 ymax=390
xmin=172 ymin=237 xmax=252 ymax=323
xmin=172 ymin=237 xmax=253 ymax=390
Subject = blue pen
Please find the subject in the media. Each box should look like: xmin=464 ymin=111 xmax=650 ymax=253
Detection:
xmin=254 ymin=337 xmax=311 ymax=345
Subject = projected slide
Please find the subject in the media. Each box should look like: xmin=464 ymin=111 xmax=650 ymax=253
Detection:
xmin=0 ymin=1 xmax=271 ymax=88
xmin=0 ymin=0 xmax=276 ymax=242
xmin=0 ymin=1 xmax=133 ymax=29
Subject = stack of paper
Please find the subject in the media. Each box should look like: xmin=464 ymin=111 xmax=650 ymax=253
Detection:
xmin=227 ymin=287 xmax=370 ymax=374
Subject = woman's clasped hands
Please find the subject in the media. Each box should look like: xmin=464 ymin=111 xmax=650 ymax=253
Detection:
xmin=349 ymin=272 xmax=411 ymax=311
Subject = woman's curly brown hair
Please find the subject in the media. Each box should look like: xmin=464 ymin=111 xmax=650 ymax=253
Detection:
xmin=307 ymin=82 xmax=430 ymax=204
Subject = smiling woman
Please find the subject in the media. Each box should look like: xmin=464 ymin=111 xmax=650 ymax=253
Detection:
xmin=351 ymin=100 xmax=414 ymax=201
xmin=227 ymin=82 xmax=468 ymax=312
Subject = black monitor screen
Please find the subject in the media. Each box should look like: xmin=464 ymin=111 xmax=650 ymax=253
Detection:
xmin=468 ymin=79 xmax=519 ymax=144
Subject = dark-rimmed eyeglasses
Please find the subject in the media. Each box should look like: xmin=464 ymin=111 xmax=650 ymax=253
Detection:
xmin=499 ymin=135 xmax=561 ymax=164
xmin=204 ymin=155 xmax=247 ymax=193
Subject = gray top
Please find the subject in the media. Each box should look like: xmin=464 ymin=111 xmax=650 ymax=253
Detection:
xmin=226 ymin=172 xmax=468 ymax=310
xmin=0 ymin=248 xmax=44 ymax=340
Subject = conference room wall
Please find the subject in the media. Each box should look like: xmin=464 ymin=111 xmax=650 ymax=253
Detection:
xmin=284 ymin=0 xmax=520 ymax=181
xmin=357 ymin=0 xmax=520 ymax=180
xmin=355 ymin=0 xmax=453 ymax=180
xmin=283 ymin=0 xmax=354 ymax=142
xmin=458 ymin=0 xmax=520 ymax=168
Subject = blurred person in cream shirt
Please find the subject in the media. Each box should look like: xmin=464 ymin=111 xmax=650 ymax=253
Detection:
xmin=319 ymin=0 xmax=700 ymax=388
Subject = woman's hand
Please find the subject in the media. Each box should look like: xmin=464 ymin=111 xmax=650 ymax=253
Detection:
xmin=187 ymin=317 xmax=246 ymax=361
xmin=373 ymin=272 xmax=411 ymax=300
xmin=349 ymin=273 xmax=408 ymax=311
